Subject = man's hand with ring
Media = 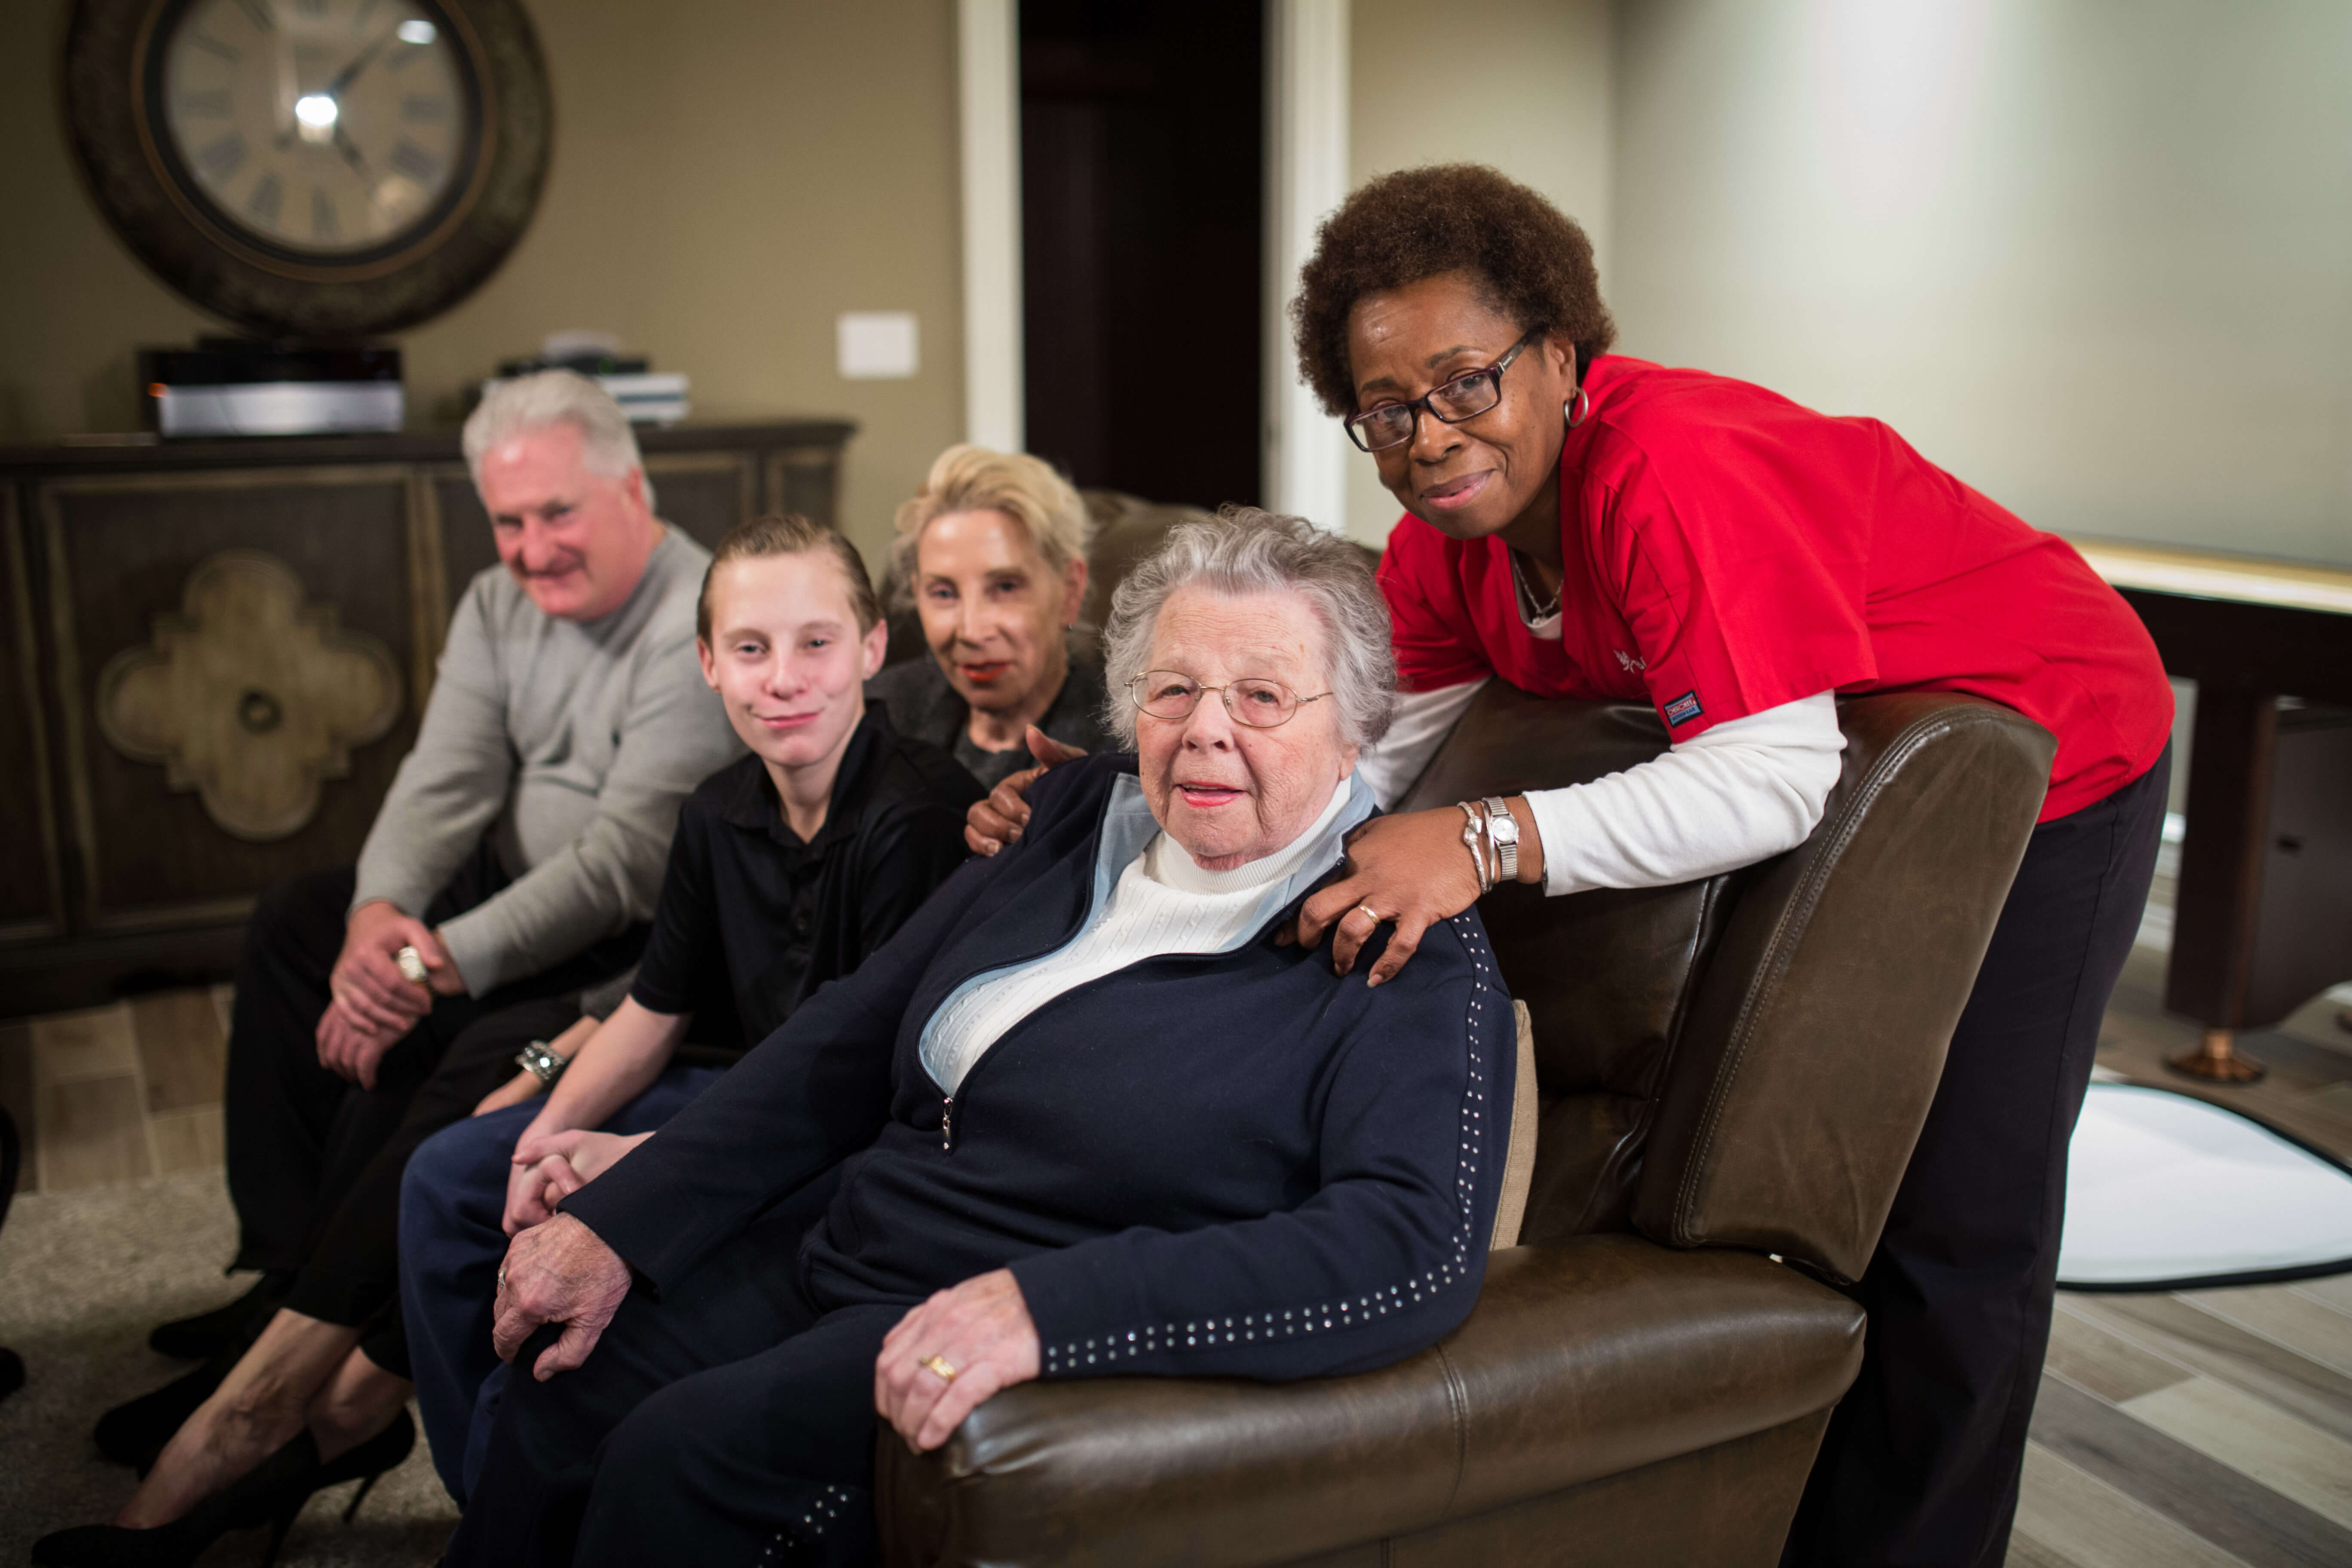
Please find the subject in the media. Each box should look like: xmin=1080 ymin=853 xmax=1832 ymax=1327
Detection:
xmin=875 ymin=1268 xmax=1040 ymax=1452
xmin=331 ymin=901 xmax=443 ymax=1037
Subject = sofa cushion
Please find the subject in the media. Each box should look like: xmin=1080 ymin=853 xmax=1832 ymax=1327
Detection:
xmin=1488 ymin=1000 xmax=1539 ymax=1250
xmin=878 ymin=1236 xmax=1864 ymax=1568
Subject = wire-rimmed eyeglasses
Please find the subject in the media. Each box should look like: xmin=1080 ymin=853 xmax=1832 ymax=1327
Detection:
xmin=1343 ymin=328 xmax=1544 ymax=453
xmin=1127 ymin=671 xmax=1333 ymax=729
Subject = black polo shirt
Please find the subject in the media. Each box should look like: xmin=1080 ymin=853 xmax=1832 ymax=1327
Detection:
xmin=865 ymin=655 xmax=1113 ymax=790
xmin=627 ymin=709 xmax=983 ymax=1056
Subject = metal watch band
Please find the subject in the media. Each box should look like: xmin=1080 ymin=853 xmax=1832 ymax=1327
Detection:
xmin=1481 ymin=796 xmax=1521 ymax=882
xmin=514 ymin=1040 xmax=569 ymax=1087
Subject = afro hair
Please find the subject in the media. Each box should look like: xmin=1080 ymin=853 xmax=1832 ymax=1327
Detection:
xmin=1290 ymin=163 xmax=1615 ymax=417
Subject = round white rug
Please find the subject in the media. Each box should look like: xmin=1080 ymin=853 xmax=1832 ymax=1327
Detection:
xmin=2058 ymin=1082 xmax=2352 ymax=1291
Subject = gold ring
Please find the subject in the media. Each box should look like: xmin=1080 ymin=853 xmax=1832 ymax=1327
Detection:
xmin=919 ymin=1353 xmax=959 ymax=1384
xmin=1356 ymin=903 xmax=1383 ymax=926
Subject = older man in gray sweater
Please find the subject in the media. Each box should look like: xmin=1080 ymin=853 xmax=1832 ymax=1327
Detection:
xmin=91 ymin=373 xmax=740 ymax=1511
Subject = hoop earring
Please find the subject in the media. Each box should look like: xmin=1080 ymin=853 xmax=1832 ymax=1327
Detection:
xmin=1565 ymin=386 xmax=1591 ymax=428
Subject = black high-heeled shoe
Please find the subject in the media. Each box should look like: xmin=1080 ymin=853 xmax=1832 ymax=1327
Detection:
xmin=31 ymin=1409 xmax=416 ymax=1568
xmin=92 ymin=1352 xmax=235 ymax=1473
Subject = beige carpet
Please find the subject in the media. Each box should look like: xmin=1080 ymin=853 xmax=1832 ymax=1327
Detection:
xmin=0 ymin=1168 xmax=457 ymax=1566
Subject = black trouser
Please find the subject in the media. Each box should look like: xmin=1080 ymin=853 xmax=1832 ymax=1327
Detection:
xmin=223 ymin=852 xmax=643 ymax=1369
xmin=444 ymin=1173 xmax=875 ymax=1568
xmin=1783 ymin=744 xmax=2170 ymax=1567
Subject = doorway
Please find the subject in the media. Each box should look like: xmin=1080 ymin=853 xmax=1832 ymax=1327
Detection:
xmin=1020 ymin=0 xmax=1264 ymax=512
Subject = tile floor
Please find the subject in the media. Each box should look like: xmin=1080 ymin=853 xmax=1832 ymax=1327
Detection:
xmin=1 ymin=933 xmax=2349 ymax=1566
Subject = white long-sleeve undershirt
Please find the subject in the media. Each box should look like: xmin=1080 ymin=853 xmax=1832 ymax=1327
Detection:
xmin=1353 ymin=683 xmax=1847 ymax=897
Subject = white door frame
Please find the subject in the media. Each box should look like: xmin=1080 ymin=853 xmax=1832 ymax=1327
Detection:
xmin=1262 ymin=0 xmax=1351 ymax=530
xmin=959 ymin=0 xmax=1024 ymax=453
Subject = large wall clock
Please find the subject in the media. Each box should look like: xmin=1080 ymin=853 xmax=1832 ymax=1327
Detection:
xmin=63 ymin=0 xmax=552 ymax=338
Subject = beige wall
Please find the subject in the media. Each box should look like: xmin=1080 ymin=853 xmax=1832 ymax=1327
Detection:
xmin=0 ymin=0 xmax=965 ymax=567
xmin=1611 ymin=0 xmax=2352 ymax=567
xmin=1341 ymin=0 xmax=1614 ymax=545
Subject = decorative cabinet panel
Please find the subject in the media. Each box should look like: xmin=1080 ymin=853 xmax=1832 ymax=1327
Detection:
xmin=0 ymin=421 xmax=851 ymax=1016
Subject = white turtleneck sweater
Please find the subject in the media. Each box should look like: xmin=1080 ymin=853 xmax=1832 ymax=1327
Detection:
xmin=922 ymin=778 xmax=1355 ymax=1095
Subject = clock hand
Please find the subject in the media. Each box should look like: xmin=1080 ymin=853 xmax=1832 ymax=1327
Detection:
xmin=325 ymin=28 xmax=397 ymax=98
xmin=332 ymin=122 xmax=372 ymax=179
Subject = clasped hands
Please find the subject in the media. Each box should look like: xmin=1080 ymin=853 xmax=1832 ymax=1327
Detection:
xmin=317 ymin=900 xmax=467 ymax=1088
xmin=490 ymin=1215 xmax=1040 ymax=1452
xmin=502 ymin=1128 xmax=652 ymax=1235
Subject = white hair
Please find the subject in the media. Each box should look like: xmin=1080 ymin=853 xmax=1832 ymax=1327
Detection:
xmin=1100 ymin=506 xmax=1396 ymax=749
xmin=462 ymin=370 xmax=654 ymax=509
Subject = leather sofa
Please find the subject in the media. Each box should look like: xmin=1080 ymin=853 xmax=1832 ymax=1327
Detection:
xmin=876 ymin=680 xmax=2056 ymax=1566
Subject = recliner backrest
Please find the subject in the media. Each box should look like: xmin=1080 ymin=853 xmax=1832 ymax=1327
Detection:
xmin=1397 ymin=690 xmax=1736 ymax=1241
xmin=1403 ymin=686 xmax=2053 ymax=1280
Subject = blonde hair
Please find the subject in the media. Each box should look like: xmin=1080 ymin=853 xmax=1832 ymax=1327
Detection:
xmin=696 ymin=514 xmax=882 ymax=643
xmin=889 ymin=444 xmax=1088 ymax=607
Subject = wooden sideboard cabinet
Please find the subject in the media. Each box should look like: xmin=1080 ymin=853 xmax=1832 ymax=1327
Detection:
xmin=0 ymin=420 xmax=853 ymax=1017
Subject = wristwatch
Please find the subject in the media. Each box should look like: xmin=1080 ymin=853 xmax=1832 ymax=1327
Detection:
xmin=1481 ymin=796 xmax=1522 ymax=883
xmin=514 ymin=1039 xmax=569 ymax=1087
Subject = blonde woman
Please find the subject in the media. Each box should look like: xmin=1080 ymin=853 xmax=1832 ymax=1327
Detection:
xmin=867 ymin=444 xmax=1112 ymax=787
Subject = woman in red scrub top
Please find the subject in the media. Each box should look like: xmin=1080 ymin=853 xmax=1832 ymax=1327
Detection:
xmin=968 ymin=161 xmax=2172 ymax=1565
xmin=1291 ymin=165 xmax=2174 ymax=1567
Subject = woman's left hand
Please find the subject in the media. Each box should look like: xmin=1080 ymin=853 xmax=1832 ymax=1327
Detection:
xmin=874 ymin=1269 xmax=1041 ymax=1452
xmin=1291 ymin=800 xmax=1541 ymax=986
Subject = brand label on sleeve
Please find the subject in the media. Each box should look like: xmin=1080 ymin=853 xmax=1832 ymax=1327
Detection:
xmin=1663 ymin=691 xmax=1704 ymax=727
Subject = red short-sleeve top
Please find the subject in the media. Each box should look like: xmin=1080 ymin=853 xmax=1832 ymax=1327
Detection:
xmin=1378 ymin=355 xmax=2173 ymax=822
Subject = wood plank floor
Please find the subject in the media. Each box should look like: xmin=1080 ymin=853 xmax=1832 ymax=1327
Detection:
xmin=2011 ymin=941 xmax=2352 ymax=1568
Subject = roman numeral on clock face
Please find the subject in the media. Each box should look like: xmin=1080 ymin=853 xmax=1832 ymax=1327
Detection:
xmin=246 ymin=173 xmax=283 ymax=224
xmin=196 ymin=132 xmax=247 ymax=182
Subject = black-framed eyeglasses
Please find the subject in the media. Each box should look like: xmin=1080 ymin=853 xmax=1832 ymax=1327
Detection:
xmin=1343 ymin=328 xmax=1544 ymax=453
xmin=1127 ymin=671 xmax=1333 ymax=729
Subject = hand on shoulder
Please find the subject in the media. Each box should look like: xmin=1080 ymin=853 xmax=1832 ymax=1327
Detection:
xmin=964 ymin=726 xmax=1091 ymax=855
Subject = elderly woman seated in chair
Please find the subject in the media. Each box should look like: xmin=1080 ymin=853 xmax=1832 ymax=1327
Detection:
xmin=444 ymin=508 xmax=1514 ymax=1567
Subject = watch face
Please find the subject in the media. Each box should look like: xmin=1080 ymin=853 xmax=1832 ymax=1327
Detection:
xmin=153 ymin=0 xmax=478 ymax=260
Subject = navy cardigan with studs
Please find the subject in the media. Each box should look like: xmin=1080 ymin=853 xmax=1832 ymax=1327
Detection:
xmin=562 ymin=751 xmax=1512 ymax=1384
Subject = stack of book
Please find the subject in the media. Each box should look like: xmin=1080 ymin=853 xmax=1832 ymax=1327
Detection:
xmin=484 ymin=349 xmax=689 ymax=425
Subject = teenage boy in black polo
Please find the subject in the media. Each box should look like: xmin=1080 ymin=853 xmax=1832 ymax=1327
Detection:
xmin=397 ymin=514 xmax=980 ymax=1500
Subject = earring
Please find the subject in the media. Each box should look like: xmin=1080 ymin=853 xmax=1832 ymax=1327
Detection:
xmin=1565 ymin=386 xmax=1592 ymax=427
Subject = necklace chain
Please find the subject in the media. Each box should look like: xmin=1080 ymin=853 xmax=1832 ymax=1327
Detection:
xmin=1510 ymin=549 xmax=1561 ymax=621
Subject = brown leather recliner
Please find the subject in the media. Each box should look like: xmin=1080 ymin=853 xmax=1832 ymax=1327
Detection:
xmin=877 ymin=682 xmax=2056 ymax=1568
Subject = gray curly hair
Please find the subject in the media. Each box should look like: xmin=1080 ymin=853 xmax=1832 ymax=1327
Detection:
xmin=1099 ymin=506 xmax=1396 ymax=750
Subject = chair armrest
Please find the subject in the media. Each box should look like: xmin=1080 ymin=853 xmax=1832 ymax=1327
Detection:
xmin=878 ymin=1234 xmax=1863 ymax=1568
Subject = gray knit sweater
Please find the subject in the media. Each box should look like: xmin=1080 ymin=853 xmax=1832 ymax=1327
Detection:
xmin=352 ymin=527 xmax=742 ymax=995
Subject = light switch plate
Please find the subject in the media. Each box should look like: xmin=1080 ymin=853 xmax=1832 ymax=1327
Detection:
xmin=837 ymin=312 xmax=919 ymax=379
